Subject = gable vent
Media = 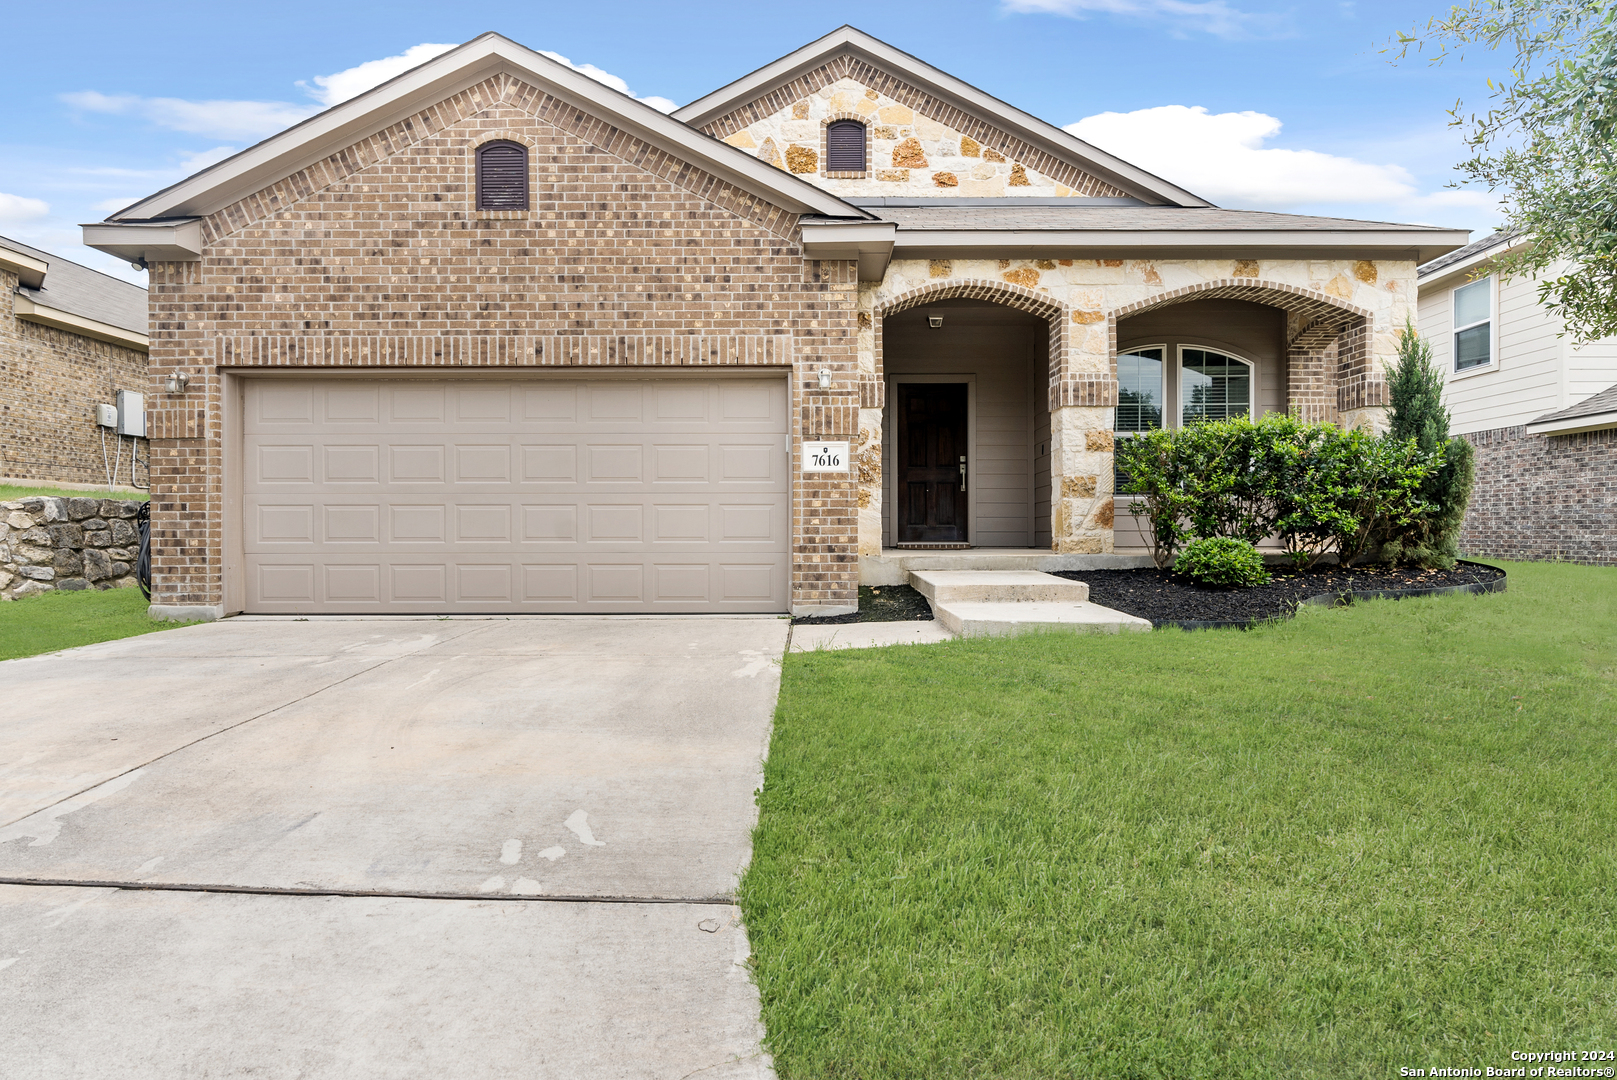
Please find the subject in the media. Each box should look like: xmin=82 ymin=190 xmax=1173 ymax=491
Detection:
xmin=826 ymin=121 xmax=866 ymax=173
xmin=476 ymin=140 xmax=529 ymax=211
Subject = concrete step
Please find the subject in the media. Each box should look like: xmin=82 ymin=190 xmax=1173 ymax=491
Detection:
xmin=932 ymin=600 xmax=1153 ymax=638
xmin=908 ymin=570 xmax=1089 ymax=605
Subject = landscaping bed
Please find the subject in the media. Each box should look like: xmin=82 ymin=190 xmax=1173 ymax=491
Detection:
xmin=792 ymin=584 xmax=934 ymax=625
xmin=1056 ymin=560 xmax=1505 ymax=627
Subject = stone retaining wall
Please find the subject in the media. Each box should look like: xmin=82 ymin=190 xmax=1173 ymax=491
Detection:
xmin=1 ymin=497 xmax=142 ymax=601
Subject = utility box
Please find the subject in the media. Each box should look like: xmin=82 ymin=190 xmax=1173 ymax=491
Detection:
xmin=95 ymin=403 xmax=119 ymax=428
xmin=116 ymin=390 xmax=146 ymax=437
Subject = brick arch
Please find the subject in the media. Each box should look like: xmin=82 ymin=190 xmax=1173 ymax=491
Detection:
xmin=1108 ymin=278 xmax=1380 ymax=423
xmin=867 ymin=278 xmax=1070 ymax=409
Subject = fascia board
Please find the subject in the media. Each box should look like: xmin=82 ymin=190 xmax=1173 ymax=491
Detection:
xmin=104 ymin=34 xmax=864 ymax=225
xmin=1417 ymin=238 xmax=1530 ymax=291
xmin=82 ymin=220 xmax=204 ymax=263
xmin=889 ymin=229 xmax=1471 ymax=263
xmin=1524 ymin=409 xmax=1617 ymax=437
xmin=0 ymin=248 xmax=49 ymax=289
xmin=12 ymin=294 xmax=149 ymax=351
xmin=800 ymin=220 xmax=896 ymax=280
xmin=674 ymin=26 xmax=1211 ymax=209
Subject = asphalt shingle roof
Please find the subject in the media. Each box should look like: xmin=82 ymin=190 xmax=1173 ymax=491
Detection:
xmin=836 ymin=203 xmax=1456 ymax=233
xmin=1418 ymin=230 xmax=1519 ymax=277
xmin=1529 ymin=382 xmax=1617 ymax=426
xmin=1 ymin=234 xmax=147 ymax=335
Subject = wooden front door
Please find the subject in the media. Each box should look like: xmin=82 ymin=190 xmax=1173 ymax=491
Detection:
xmin=897 ymin=382 xmax=968 ymax=545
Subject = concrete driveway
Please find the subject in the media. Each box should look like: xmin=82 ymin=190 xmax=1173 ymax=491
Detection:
xmin=0 ymin=615 xmax=788 ymax=1078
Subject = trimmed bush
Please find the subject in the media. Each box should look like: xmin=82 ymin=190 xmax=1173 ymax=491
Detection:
xmin=1173 ymin=537 xmax=1270 ymax=587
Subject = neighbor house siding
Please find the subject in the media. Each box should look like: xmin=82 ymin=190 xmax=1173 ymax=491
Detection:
xmin=1460 ymin=424 xmax=1616 ymax=565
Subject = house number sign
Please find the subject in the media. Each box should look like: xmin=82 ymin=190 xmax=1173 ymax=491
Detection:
xmin=802 ymin=441 xmax=850 ymax=472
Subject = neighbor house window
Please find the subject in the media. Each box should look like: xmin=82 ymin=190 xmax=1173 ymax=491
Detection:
xmin=1181 ymin=348 xmax=1252 ymax=424
xmin=476 ymin=140 xmax=529 ymax=211
xmin=1115 ymin=347 xmax=1165 ymax=432
xmin=1453 ymin=277 xmax=1493 ymax=371
xmin=826 ymin=120 xmax=867 ymax=172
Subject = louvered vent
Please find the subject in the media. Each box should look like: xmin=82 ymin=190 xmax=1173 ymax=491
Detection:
xmin=826 ymin=121 xmax=866 ymax=173
xmin=476 ymin=141 xmax=529 ymax=211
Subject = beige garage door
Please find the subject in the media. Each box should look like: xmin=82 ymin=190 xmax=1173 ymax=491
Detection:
xmin=243 ymin=376 xmax=790 ymax=614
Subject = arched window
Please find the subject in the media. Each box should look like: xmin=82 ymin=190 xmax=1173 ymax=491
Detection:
xmin=826 ymin=120 xmax=866 ymax=173
xmin=1181 ymin=347 xmax=1252 ymax=424
xmin=476 ymin=140 xmax=529 ymax=211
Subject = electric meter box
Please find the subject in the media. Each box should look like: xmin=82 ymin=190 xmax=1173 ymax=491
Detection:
xmin=116 ymin=390 xmax=146 ymax=437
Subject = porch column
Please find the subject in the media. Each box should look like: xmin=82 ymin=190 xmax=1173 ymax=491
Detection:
xmin=1050 ymin=407 xmax=1115 ymax=553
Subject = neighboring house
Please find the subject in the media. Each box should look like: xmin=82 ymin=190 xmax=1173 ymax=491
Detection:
xmin=84 ymin=27 xmax=1468 ymax=620
xmin=1417 ymin=233 xmax=1617 ymax=565
xmin=0 ymin=235 xmax=150 ymax=487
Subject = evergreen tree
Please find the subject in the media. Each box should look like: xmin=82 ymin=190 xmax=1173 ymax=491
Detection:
xmin=1379 ymin=320 xmax=1476 ymax=567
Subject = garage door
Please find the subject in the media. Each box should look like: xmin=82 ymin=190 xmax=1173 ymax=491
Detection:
xmin=242 ymin=376 xmax=790 ymax=614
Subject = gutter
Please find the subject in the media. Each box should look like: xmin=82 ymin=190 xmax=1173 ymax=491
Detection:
xmin=12 ymin=294 xmax=149 ymax=351
xmin=883 ymin=228 xmax=1471 ymax=264
xmin=1524 ymin=409 xmax=1617 ymax=437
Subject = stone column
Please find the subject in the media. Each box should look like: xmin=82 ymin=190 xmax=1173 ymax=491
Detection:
xmin=1050 ymin=408 xmax=1115 ymax=553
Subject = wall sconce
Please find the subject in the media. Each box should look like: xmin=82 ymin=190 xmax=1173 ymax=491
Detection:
xmin=165 ymin=372 xmax=190 ymax=395
xmin=927 ymin=314 xmax=944 ymax=329
xmin=817 ymin=368 xmax=833 ymax=390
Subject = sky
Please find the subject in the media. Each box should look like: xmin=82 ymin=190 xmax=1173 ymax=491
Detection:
xmin=1 ymin=0 xmax=1512 ymax=285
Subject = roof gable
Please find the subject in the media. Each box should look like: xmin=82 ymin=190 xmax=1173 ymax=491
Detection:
xmin=674 ymin=26 xmax=1210 ymax=208
xmin=97 ymin=33 xmax=865 ymax=229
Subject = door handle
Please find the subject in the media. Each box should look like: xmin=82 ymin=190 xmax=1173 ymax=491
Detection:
xmin=959 ymin=455 xmax=967 ymax=492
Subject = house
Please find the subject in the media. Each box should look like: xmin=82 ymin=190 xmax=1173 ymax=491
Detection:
xmin=1417 ymin=233 xmax=1617 ymax=566
xmin=1 ymin=236 xmax=149 ymax=488
xmin=83 ymin=27 xmax=1469 ymax=620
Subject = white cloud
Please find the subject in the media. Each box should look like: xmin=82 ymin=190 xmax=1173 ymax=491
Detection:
xmin=1003 ymin=0 xmax=1285 ymax=39
xmin=1066 ymin=105 xmax=1417 ymax=206
xmin=540 ymin=50 xmax=677 ymax=112
xmin=0 ymin=192 xmax=51 ymax=225
xmin=299 ymin=43 xmax=458 ymax=106
xmin=61 ymin=90 xmax=317 ymax=142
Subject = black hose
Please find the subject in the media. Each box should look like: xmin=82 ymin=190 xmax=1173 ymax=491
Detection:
xmin=136 ymin=502 xmax=151 ymax=601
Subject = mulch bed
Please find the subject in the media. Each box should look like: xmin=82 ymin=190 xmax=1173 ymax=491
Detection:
xmin=792 ymin=584 xmax=935 ymax=625
xmin=1053 ymin=561 xmax=1507 ymax=628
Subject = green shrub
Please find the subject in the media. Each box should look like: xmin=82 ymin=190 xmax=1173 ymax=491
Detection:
xmin=1173 ymin=536 xmax=1271 ymax=587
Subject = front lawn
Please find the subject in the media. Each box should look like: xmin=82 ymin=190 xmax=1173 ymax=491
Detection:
xmin=0 ymin=482 xmax=147 ymax=502
xmin=0 ymin=585 xmax=186 ymax=661
xmin=745 ymin=561 xmax=1617 ymax=1078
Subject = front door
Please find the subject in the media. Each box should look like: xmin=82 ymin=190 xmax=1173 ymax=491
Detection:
xmin=897 ymin=382 xmax=968 ymax=545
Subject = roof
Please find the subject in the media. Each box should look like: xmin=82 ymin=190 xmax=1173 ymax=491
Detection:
xmin=92 ymin=32 xmax=867 ymax=236
xmin=1418 ymin=230 xmax=1520 ymax=280
xmin=1527 ymin=382 xmax=1617 ymax=433
xmin=1 ymin=234 xmax=146 ymax=335
xmin=674 ymin=26 xmax=1210 ymax=209
xmin=841 ymin=202 xmax=1459 ymax=234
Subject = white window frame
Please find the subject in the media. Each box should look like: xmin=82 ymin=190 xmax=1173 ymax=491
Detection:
xmin=1177 ymin=345 xmax=1255 ymax=426
xmin=1114 ymin=344 xmax=1167 ymax=434
xmin=1449 ymin=274 xmax=1497 ymax=379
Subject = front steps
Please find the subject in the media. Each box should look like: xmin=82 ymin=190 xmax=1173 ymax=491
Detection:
xmin=908 ymin=570 xmax=1152 ymax=638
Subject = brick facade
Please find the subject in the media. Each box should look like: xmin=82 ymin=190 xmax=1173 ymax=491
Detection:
xmin=1 ymin=268 xmax=148 ymax=486
xmin=1460 ymin=424 xmax=1616 ymax=566
xmin=144 ymin=73 xmax=859 ymax=614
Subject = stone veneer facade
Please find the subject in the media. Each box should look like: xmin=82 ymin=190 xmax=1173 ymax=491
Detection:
xmin=0 ymin=266 xmax=148 ymax=486
xmin=853 ymin=256 xmax=1414 ymax=556
xmin=1460 ymin=425 xmax=1616 ymax=566
xmin=143 ymin=74 xmax=861 ymax=616
xmin=1 ymin=496 xmax=142 ymax=601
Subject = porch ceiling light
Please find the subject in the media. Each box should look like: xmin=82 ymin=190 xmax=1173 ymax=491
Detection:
xmin=817 ymin=367 xmax=834 ymax=390
xmin=928 ymin=315 xmax=943 ymax=328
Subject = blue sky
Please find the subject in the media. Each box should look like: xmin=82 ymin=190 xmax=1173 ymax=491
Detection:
xmin=2 ymin=0 xmax=1510 ymax=284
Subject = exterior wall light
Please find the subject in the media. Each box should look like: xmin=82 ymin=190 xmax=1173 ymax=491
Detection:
xmin=817 ymin=368 xmax=833 ymax=390
xmin=165 ymin=372 xmax=190 ymax=394
xmin=928 ymin=314 xmax=944 ymax=328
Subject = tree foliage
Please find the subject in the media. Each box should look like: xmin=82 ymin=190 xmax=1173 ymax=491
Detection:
xmin=1392 ymin=0 xmax=1617 ymax=343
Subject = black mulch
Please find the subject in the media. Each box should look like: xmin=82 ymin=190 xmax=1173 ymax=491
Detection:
xmin=1053 ymin=561 xmax=1506 ymax=627
xmin=792 ymin=584 xmax=935 ymax=625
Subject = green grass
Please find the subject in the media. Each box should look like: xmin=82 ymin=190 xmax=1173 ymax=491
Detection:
xmin=0 ymin=482 xmax=147 ymax=502
xmin=746 ymin=561 xmax=1617 ymax=1079
xmin=0 ymin=585 xmax=186 ymax=661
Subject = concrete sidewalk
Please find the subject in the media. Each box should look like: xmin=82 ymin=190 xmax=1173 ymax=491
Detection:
xmin=0 ymin=616 xmax=787 ymax=1078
